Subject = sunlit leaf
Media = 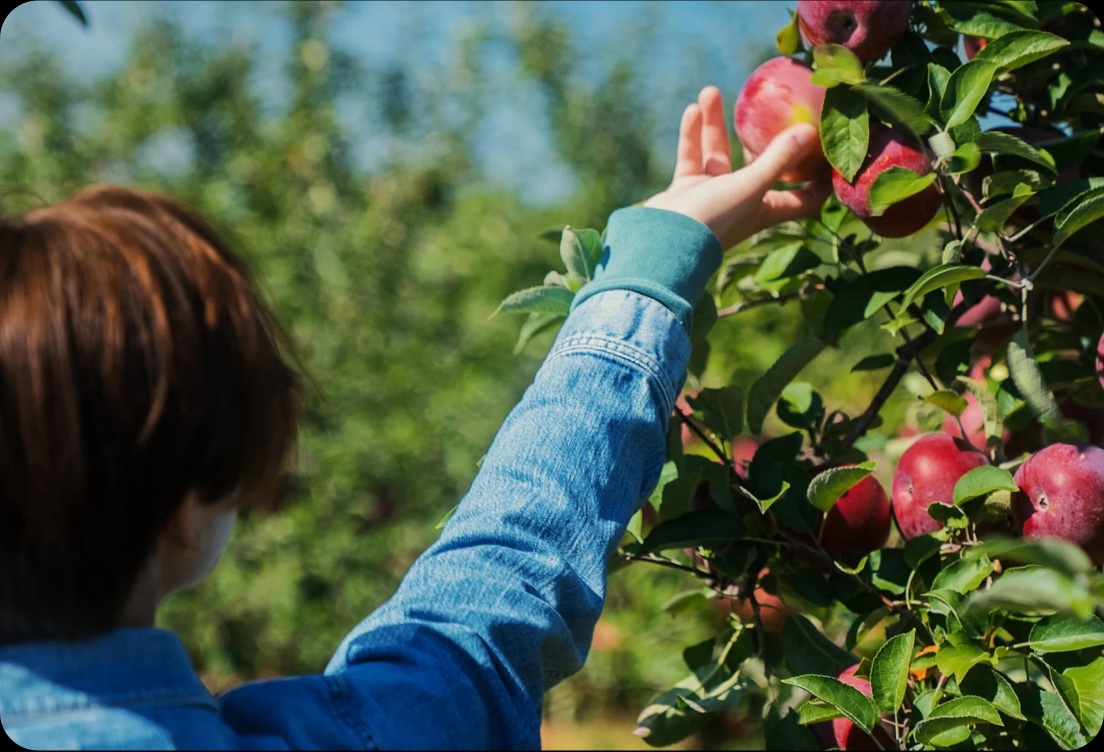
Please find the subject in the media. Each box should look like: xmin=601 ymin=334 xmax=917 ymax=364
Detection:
xmin=821 ymin=86 xmax=869 ymax=183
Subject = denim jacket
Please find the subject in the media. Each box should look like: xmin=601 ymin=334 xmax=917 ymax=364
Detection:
xmin=1 ymin=208 xmax=721 ymax=750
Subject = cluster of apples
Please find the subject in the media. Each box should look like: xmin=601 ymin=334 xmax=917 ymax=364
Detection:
xmin=733 ymin=0 xmax=940 ymax=238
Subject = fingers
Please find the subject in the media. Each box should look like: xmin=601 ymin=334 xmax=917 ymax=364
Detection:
xmin=746 ymin=123 xmax=821 ymax=186
xmin=762 ymin=177 xmax=833 ymax=224
xmin=698 ymin=86 xmax=731 ymax=176
xmin=673 ymin=102 xmax=704 ymax=180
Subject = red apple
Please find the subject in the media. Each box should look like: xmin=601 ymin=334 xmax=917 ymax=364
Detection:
xmin=734 ymin=57 xmax=830 ymax=182
xmin=951 ymin=257 xmax=1006 ymax=328
xmin=833 ymin=664 xmax=896 ymax=750
xmin=1050 ymin=290 xmax=1083 ymax=321
xmin=832 ymin=124 xmax=941 ymax=238
xmin=963 ymin=35 xmax=988 ymax=61
xmin=1013 ymin=443 xmax=1104 ymax=565
xmin=732 ymin=436 xmax=762 ymax=480
xmin=1097 ymin=331 xmax=1104 ymax=390
xmin=891 ymin=434 xmax=988 ymax=539
xmin=797 ymin=0 xmax=913 ymax=63
xmin=714 ymin=567 xmax=793 ymax=632
xmin=809 ymin=464 xmax=891 ymax=563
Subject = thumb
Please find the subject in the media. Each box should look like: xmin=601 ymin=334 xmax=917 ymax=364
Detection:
xmin=747 ymin=123 xmax=822 ymax=185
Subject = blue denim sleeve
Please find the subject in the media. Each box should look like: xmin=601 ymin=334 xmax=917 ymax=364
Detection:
xmin=320 ymin=289 xmax=692 ymax=749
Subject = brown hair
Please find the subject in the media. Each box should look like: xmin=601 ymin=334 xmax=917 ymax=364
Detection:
xmin=0 ymin=184 xmax=301 ymax=643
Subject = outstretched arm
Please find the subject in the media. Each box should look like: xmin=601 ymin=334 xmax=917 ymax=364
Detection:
xmin=219 ymin=86 xmax=828 ymax=750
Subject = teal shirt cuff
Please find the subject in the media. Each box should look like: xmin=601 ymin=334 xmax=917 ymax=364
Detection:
xmin=569 ymin=207 xmax=724 ymax=330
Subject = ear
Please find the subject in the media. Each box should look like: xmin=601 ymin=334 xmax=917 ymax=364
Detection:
xmin=164 ymin=491 xmax=206 ymax=553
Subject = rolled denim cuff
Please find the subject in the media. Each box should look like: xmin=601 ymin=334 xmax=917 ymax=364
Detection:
xmin=569 ymin=206 xmax=724 ymax=330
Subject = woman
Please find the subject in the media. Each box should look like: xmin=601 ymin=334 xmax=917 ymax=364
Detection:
xmin=0 ymin=87 xmax=826 ymax=749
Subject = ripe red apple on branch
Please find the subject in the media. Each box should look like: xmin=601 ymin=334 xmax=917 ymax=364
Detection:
xmin=734 ymin=57 xmax=830 ymax=182
xmin=809 ymin=464 xmax=891 ymax=563
xmin=832 ymin=664 xmax=896 ymax=750
xmin=1014 ymin=443 xmax=1104 ymax=565
xmin=797 ymin=0 xmax=913 ymax=63
xmin=1097 ymin=331 xmax=1104 ymax=390
xmin=713 ymin=567 xmax=792 ymax=632
xmin=832 ymin=124 xmax=942 ymax=238
xmin=891 ymin=434 xmax=988 ymax=539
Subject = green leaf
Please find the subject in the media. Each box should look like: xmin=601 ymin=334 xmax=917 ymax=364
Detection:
xmin=821 ymin=86 xmax=869 ymax=184
xmin=958 ymin=375 xmax=1003 ymax=451
xmin=973 ymin=29 xmax=1069 ymax=72
xmin=1062 ymin=657 xmax=1104 ymax=737
xmin=782 ymin=614 xmax=857 ymax=677
xmin=639 ymin=510 xmax=746 ymax=555
xmin=914 ymin=695 xmax=1004 ymax=746
xmin=807 ymin=462 xmax=876 ymax=513
xmin=822 ymin=266 xmax=922 ymax=341
xmin=559 ymin=227 xmax=595 ymax=282
xmin=1020 ymin=681 xmax=1093 ymax=749
xmin=754 ymin=243 xmax=821 ymax=284
xmin=935 ymin=641 xmax=992 ymax=685
xmin=1007 ymin=329 xmax=1063 ymax=431
xmin=811 ymin=44 xmax=865 ymax=87
xmin=976 ymin=193 xmax=1034 ymax=231
xmin=854 ymin=82 xmax=933 ymax=137
xmin=634 ymin=686 xmax=714 ymax=747
xmin=513 ymin=311 xmax=563 ymax=353
xmin=1038 ymin=177 xmax=1104 ymax=217
xmin=949 ymin=142 xmax=982 ymax=175
xmin=952 ymin=466 xmax=1018 ymax=505
xmin=937 ymin=2 xmax=1031 ymax=38
xmin=965 ymin=565 xmax=1094 ymax=619
xmin=1028 ymin=615 xmax=1104 ymax=654
xmin=926 ymin=64 xmax=952 ymax=120
xmin=980 ymin=131 xmax=1055 ymax=173
xmin=901 ymin=264 xmax=988 ymax=310
xmin=871 ymin=630 xmax=915 ymax=714
xmin=982 ymin=170 xmax=1047 ymax=201
xmin=926 ymin=390 xmax=970 ymax=418
xmin=851 ymin=354 xmax=896 ymax=373
xmin=797 ymin=700 xmax=845 ymax=725
xmin=776 ymin=382 xmax=824 ymax=431
xmin=933 ymin=556 xmax=995 ymax=594
xmin=957 ymin=667 xmax=1025 ymax=721
xmin=868 ymin=167 xmax=938 ymax=217
xmin=574 ymin=228 xmax=604 ymax=270
xmin=747 ymin=339 xmax=827 ymax=434
xmin=688 ymin=386 xmax=745 ymax=442
xmin=941 ymin=61 xmax=997 ymax=129
xmin=764 ymin=704 xmax=820 ymax=750
xmin=1054 ymin=185 xmax=1104 ymax=248
xmin=494 ymin=285 xmax=574 ymax=316
xmin=781 ymin=675 xmax=879 ymax=734
xmin=58 ymin=0 xmax=88 ymax=26
xmin=776 ymin=10 xmax=802 ymax=56
xmin=968 ymin=536 xmax=1094 ymax=579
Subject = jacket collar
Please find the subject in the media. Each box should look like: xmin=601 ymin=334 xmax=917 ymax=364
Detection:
xmin=0 ymin=627 xmax=217 ymax=718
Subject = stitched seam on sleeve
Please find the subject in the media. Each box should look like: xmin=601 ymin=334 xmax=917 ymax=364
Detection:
xmin=546 ymin=335 xmax=677 ymax=415
xmin=325 ymin=674 xmax=379 ymax=750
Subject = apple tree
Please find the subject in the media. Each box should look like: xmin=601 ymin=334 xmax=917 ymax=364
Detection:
xmin=498 ymin=1 xmax=1104 ymax=749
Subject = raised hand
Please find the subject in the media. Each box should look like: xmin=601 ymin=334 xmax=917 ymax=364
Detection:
xmin=644 ymin=85 xmax=830 ymax=250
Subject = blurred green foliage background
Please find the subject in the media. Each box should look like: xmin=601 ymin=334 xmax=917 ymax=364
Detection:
xmin=0 ymin=1 xmax=900 ymax=746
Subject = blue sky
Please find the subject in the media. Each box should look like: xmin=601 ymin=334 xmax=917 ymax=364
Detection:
xmin=1 ymin=1 xmax=798 ymax=203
